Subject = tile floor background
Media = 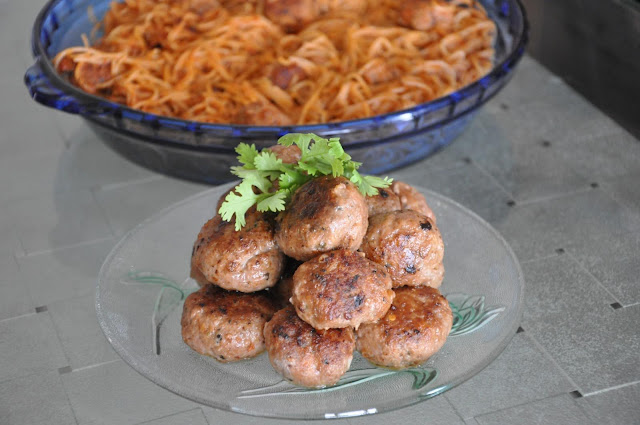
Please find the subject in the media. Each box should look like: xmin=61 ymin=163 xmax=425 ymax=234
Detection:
xmin=1 ymin=0 xmax=639 ymax=424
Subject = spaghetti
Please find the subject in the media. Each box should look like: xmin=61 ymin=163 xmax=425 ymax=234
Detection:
xmin=54 ymin=0 xmax=496 ymax=125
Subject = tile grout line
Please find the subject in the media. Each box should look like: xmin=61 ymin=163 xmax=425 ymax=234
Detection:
xmin=96 ymin=174 xmax=165 ymax=192
xmin=518 ymin=251 xmax=565 ymax=265
xmin=464 ymin=153 xmax=605 ymax=208
xmin=521 ymin=330 xmax=582 ymax=394
xmin=90 ymin=186 xmax=121 ymax=240
xmin=441 ymin=390 xmax=469 ymax=423
xmin=132 ymin=407 xmax=208 ymax=425
xmin=471 ymin=392 xmax=586 ymax=423
xmin=57 ymin=368 xmax=82 ymax=425
xmin=15 ymin=235 xmax=114 ymax=259
xmin=582 ymin=379 xmax=640 ymax=397
xmin=200 ymin=406 xmax=213 ymax=425
xmin=443 ymin=332 xmax=582 ymax=422
xmin=511 ymin=185 xmax=594 ymax=207
xmin=0 ymin=311 xmax=37 ymax=323
xmin=598 ymin=179 xmax=640 ymax=213
xmin=40 ymin=309 xmax=74 ymax=372
xmin=563 ymin=250 xmax=623 ymax=306
xmin=64 ymin=358 xmax=122 ymax=374
xmin=464 ymin=159 xmax=515 ymax=202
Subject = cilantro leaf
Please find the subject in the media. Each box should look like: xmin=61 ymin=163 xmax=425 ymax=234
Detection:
xmin=219 ymin=133 xmax=392 ymax=230
xmin=256 ymin=191 xmax=287 ymax=213
xmin=278 ymin=168 xmax=310 ymax=190
xmin=230 ymin=167 xmax=272 ymax=193
xmin=218 ymin=181 xmax=260 ymax=231
xmin=235 ymin=143 xmax=259 ymax=170
xmin=278 ymin=133 xmax=313 ymax=155
xmin=253 ymin=151 xmax=285 ymax=180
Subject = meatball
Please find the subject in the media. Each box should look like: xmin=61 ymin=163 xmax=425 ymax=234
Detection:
xmin=360 ymin=210 xmax=444 ymax=288
xmin=264 ymin=306 xmax=355 ymax=387
xmin=356 ymin=286 xmax=452 ymax=368
xmin=397 ymin=0 xmax=456 ymax=32
xmin=264 ymin=0 xmax=322 ymax=32
xmin=291 ymin=249 xmax=394 ymax=329
xmin=268 ymin=64 xmax=307 ymax=90
xmin=266 ymin=144 xmax=302 ymax=164
xmin=190 ymin=256 xmax=210 ymax=287
xmin=398 ymin=0 xmax=436 ymax=31
xmin=365 ymin=187 xmax=402 ymax=217
xmin=191 ymin=212 xmax=285 ymax=292
xmin=276 ymin=176 xmax=368 ymax=261
xmin=391 ymin=181 xmax=436 ymax=223
xmin=235 ymin=97 xmax=293 ymax=126
xmin=74 ymin=60 xmax=113 ymax=94
xmin=181 ymin=284 xmax=277 ymax=362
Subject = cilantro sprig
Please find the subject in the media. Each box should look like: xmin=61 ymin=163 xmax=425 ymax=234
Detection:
xmin=219 ymin=133 xmax=393 ymax=230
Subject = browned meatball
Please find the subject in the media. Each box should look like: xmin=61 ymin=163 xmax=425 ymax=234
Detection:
xmin=191 ymin=212 xmax=285 ymax=292
xmin=264 ymin=306 xmax=355 ymax=387
xmin=190 ymin=256 xmax=210 ymax=287
xmin=181 ymin=285 xmax=277 ymax=362
xmin=398 ymin=0 xmax=435 ymax=31
xmin=397 ymin=0 xmax=457 ymax=32
xmin=291 ymin=249 xmax=394 ymax=329
xmin=276 ymin=176 xmax=368 ymax=261
xmin=266 ymin=144 xmax=302 ymax=164
xmin=365 ymin=187 xmax=402 ymax=217
xmin=360 ymin=210 xmax=444 ymax=288
xmin=356 ymin=286 xmax=452 ymax=368
xmin=267 ymin=64 xmax=307 ymax=90
xmin=391 ymin=181 xmax=436 ymax=223
xmin=235 ymin=98 xmax=293 ymax=126
xmin=264 ymin=0 xmax=322 ymax=32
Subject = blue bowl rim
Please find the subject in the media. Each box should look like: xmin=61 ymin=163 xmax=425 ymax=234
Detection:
xmin=28 ymin=0 xmax=529 ymax=146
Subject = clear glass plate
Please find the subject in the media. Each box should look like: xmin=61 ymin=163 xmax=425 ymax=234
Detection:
xmin=96 ymin=184 xmax=524 ymax=420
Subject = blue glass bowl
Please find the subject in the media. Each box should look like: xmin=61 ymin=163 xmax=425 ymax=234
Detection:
xmin=25 ymin=0 xmax=528 ymax=184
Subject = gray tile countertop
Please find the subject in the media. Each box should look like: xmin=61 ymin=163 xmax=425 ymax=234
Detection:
xmin=1 ymin=1 xmax=639 ymax=424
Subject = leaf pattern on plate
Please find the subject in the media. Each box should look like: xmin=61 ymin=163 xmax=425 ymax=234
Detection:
xmin=446 ymin=293 xmax=505 ymax=336
xmin=121 ymin=271 xmax=197 ymax=355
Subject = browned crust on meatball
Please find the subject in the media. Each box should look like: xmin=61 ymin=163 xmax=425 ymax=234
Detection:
xmin=190 ymin=255 xmax=210 ymax=287
xmin=181 ymin=285 xmax=277 ymax=362
xmin=356 ymin=286 xmax=452 ymax=368
xmin=360 ymin=210 xmax=444 ymax=288
xmin=191 ymin=212 xmax=285 ymax=292
xmin=264 ymin=306 xmax=355 ymax=388
xmin=275 ymin=176 xmax=368 ymax=261
xmin=291 ymin=249 xmax=394 ymax=329
xmin=391 ymin=181 xmax=436 ymax=223
xmin=365 ymin=188 xmax=402 ymax=217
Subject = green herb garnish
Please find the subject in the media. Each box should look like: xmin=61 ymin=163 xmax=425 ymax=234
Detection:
xmin=219 ymin=133 xmax=393 ymax=230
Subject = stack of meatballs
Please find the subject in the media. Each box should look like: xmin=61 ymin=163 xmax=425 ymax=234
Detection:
xmin=182 ymin=145 xmax=453 ymax=388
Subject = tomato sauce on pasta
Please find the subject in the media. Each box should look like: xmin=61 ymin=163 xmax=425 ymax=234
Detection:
xmin=54 ymin=0 xmax=496 ymax=125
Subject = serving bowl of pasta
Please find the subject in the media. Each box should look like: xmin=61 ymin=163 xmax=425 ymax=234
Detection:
xmin=25 ymin=0 xmax=527 ymax=183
